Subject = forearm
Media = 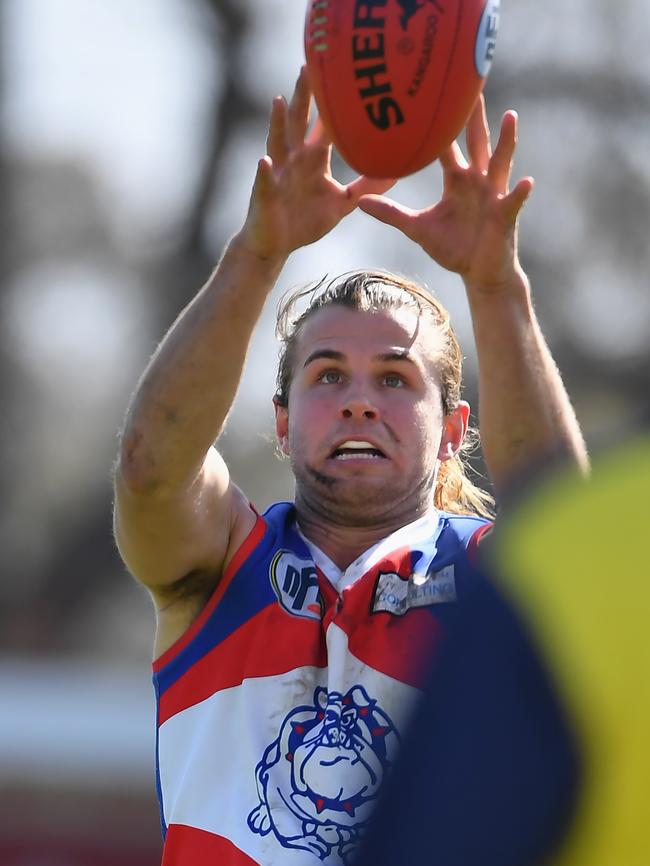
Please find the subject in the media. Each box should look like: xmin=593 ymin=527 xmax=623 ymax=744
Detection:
xmin=466 ymin=268 xmax=589 ymax=493
xmin=118 ymin=233 xmax=286 ymax=494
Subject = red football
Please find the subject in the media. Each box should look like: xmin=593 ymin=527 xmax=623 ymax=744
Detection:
xmin=305 ymin=0 xmax=500 ymax=178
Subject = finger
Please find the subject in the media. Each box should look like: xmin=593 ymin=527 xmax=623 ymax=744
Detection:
xmin=287 ymin=66 xmax=312 ymax=149
xmin=438 ymin=140 xmax=468 ymax=172
xmin=305 ymin=117 xmax=332 ymax=175
xmin=488 ymin=110 xmax=518 ymax=192
xmin=300 ymin=141 xmax=333 ymax=177
xmin=252 ymin=156 xmax=277 ymax=198
xmin=500 ymin=176 xmax=534 ymax=223
xmin=465 ymin=93 xmax=491 ymax=172
xmin=306 ymin=115 xmax=332 ymax=147
xmin=438 ymin=140 xmax=469 ymax=197
xmin=347 ymin=174 xmax=397 ymax=201
xmin=304 ymin=116 xmax=334 ymax=176
xmin=266 ymin=96 xmax=289 ymax=167
xmin=358 ymin=194 xmax=419 ymax=236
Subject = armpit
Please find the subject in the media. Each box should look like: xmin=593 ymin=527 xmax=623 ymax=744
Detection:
xmin=153 ymin=565 xmax=221 ymax=613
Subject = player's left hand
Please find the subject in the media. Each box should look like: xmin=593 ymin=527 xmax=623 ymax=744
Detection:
xmin=358 ymin=95 xmax=534 ymax=294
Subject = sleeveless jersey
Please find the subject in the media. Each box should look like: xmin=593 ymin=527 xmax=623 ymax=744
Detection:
xmin=153 ymin=502 xmax=490 ymax=866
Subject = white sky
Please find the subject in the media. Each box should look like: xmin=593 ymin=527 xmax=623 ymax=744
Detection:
xmin=3 ymin=0 xmax=221 ymax=232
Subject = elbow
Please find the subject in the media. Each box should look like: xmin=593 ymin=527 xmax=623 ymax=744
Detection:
xmin=114 ymin=424 xmax=203 ymax=499
xmin=573 ymin=437 xmax=591 ymax=478
xmin=114 ymin=427 xmax=162 ymax=496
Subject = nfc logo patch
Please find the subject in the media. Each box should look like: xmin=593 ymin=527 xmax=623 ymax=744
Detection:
xmin=373 ymin=565 xmax=456 ymax=615
xmin=270 ymin=550 xmax=324 ymax=621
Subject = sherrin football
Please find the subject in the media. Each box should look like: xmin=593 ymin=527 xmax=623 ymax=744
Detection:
xmin=305 ymin=0 xmax=500 ymax=178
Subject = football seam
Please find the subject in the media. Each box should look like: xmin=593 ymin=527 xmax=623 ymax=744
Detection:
xmin=307 ymin=0 xmax=479 ymax=179
xmin=307 ymin=0 xmax=419 ymax=178
xmin=308 ymin=0 xmax=330 ymax=52
xmin=315 ymin=49 xmax=373 ymax=177
xmin=402 ymin=0 xmax=465 ymax=176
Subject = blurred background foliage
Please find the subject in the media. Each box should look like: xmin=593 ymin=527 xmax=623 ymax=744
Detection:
xmin=0 ymin=0 xmax=648 ymax=862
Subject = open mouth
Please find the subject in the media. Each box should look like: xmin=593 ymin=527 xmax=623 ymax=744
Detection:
xmin=330 ymin=440 xmax=387 ymax=461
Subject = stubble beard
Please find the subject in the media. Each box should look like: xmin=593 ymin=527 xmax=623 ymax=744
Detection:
xmin=291 ymin=457 xmax=437 ymax=529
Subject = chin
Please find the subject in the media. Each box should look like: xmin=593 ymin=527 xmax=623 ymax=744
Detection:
xmin=301 ymin=476 xmax=415 ymax=527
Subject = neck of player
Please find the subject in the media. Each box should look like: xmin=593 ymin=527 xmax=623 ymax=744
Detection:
xmin=294 ymin=492 xmax=436 ymax=571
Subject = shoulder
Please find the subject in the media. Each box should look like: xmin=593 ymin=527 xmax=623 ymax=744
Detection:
xmin=259 ymin=500 xmax=297 ymax=528
xmin=213 ymin=500 xmax=297 ymax=580
xmin=438 ymin=512 xmax=493 ymax=557
xmin=152 ymin=499 xmax=296 ymax=662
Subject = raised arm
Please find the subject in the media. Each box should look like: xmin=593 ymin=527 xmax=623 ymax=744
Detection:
xmin=114 ymin=68 xmax=393 ymax=617
xmin=359 ymin=96 xmax=589 ymax=494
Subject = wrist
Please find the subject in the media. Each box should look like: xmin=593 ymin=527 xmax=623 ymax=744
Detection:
xmin=229 ymin=229 xmax=289 ymax=273
xmin=465 ymin=267 xmax=536 ymax=332
xmin=463 ymin=262 xmax=531 ymax=300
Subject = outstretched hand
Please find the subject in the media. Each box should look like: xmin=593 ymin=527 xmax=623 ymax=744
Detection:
xmin=240 ymin=67 xmax=395 ymax=262
xmin=358 ymin=96 xmax=534 ymax=293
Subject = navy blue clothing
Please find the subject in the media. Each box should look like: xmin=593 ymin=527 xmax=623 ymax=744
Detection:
xmin=355 ymin=568 xmax=580 ymax=866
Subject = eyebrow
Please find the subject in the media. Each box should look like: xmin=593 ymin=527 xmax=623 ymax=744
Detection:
xmin=302 ymin=348 xmax=416 ymax=368
xmin=303 ymin=349 xmax=346 ymax=368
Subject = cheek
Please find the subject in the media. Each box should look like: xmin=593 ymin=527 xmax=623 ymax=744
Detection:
xmin=286 ymin=395 xmax=329 ymax=453
xmin=408 ymin=402 xmax=444 ymax=454
xmin=291 ymin=390 xmax=337 ymax=426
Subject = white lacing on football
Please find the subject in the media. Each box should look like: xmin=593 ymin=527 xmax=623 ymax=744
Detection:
xmin=310 ymin=0 xmax=329 ymax=52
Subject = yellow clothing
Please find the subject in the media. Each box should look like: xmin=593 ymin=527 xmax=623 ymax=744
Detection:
xmin=496 ymin=437 xmax=650 ymax=866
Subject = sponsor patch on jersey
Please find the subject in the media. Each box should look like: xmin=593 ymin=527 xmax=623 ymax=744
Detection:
xmin=373 ymin=565 xmax=456 ymax=615
xmin=269 ymin=550 xmax=324 ymax=621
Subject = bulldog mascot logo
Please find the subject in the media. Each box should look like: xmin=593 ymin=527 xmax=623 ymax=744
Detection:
xmin=248 ymin=685 xmax=400 ymax=862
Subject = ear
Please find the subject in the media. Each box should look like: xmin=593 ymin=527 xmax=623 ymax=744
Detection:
xmin=273 ymin=398 xmax=290 ymax=455
xmin=437 ymin=401 xmax=470 ymax=461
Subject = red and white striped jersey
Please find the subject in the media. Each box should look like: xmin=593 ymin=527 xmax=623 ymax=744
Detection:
xmin=153 ymin=502 xmax=489 ymax=865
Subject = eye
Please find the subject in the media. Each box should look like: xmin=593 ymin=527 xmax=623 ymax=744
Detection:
xmin=317 ymin=369 xmax=343 ymax=385
xmin=382 ymin=373 xmax=405 ymax=388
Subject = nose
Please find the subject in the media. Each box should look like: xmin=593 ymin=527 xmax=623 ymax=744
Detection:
xmin=339 ymin=389 xmax=379 ymax=421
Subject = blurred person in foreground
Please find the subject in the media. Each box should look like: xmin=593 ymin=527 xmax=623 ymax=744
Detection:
xmin=113 ymin=68 xmax=587 ymax=866
xmin=356 ymin=431 xmax=650 ymax=866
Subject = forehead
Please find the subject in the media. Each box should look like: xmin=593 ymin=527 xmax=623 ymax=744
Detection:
xmin=293 ymin=304 xmax=444 ymax=362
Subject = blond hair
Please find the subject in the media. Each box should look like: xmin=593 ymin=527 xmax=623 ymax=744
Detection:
xmin=275 ymin=271 xmax=494 ymax=519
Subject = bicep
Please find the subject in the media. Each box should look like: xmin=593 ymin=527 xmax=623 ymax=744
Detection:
xmin=113 ymin=446 xmax=253 ymax=591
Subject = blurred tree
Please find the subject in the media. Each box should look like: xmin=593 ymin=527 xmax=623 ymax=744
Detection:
xmin=0 ymin=0 xmax=648 ymax=660
xmin=0 ymin=0 xmax=271 ymax=654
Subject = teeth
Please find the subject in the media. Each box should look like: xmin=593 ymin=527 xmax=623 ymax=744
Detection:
xmin=334 ymin=452 xmax=382 ymax=460
xmin=331 ymin=440 xmax=385 ymax=460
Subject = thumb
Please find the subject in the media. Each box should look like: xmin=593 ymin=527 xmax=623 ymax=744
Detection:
xmin=501 ymin=176 xmax=534 ymax=224
xmin=251 ymin=156 xmax=277 ymax=200
xmin=358 ymin=195 xmax=417 ymax=235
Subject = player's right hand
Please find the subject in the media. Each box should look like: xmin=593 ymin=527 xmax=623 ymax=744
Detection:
xmin=239 ymin=67 xmax=395 ymax=262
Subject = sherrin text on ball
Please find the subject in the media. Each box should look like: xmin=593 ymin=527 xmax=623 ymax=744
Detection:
xmin=305 ymin=0 xmax=500 ymax=178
